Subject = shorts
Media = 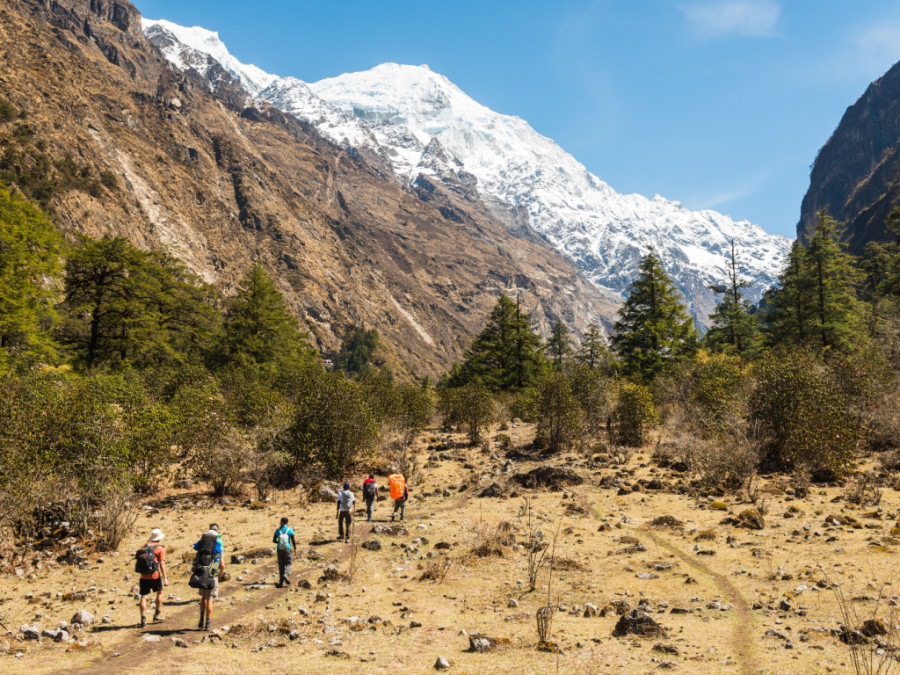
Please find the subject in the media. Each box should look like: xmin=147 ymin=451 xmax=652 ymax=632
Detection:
xmin=199 ymin=577 xmax=219 ymax=600
xmin=139 ymin=577 xmax=163 ymax=595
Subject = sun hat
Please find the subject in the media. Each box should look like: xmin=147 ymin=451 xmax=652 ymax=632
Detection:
xmin=149 ymin=528 xmax=165 ymax=542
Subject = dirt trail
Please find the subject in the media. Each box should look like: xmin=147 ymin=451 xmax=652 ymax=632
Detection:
xmin=644 ymin=529 xmax=762 ymax=675
xmin=60 ymin=492 xmax=474 ymax=675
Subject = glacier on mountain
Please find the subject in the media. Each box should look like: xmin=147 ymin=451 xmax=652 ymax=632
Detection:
xmin=143 ymin=19 xmax=792 ymax=322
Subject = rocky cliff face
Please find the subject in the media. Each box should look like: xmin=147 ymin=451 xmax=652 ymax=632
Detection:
xmin=799 ymin=60 xmax=900 ymax=254
xmin=0 ymin=0 xmax=617 ymax=377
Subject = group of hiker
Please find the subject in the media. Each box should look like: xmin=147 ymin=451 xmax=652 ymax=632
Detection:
xmin=134 ymin=473 xmax=409 ymax=630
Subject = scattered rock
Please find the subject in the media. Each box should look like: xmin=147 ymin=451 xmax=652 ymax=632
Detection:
xmin=583 ymin=603 xmax=599 ymax=618
xmin=652 ymin=644 xmax=679 ymax=655
xmin=372 ymin=524 xmax=409 ymax=536
xmin=21 ymin=625 xmax=41 ymax=641
xmin=478 ymin=483 xmax=506 ymax=498
xmin=434 ymin=655 xmax=451 ymax=670
xmin=311 ymin=481 xmax=342 ymax=503
xmin=142 ymin=634 xmax=161 ymax=643
xmin=362 ymin=539 xmax=382 ymax=551
xmin=861 ymin=619 xmax=888 ymax=637
xmin=612 ymin=610 xmax=667 ymax=638
xmin=466 ymin=634 xmax=511 ymax=653
xmin=513 ymin=467 xmax=583 ymax=489
xmin=722 ymin=509 xmax=765 ymax=530
xmin=41 ymin=628 xmax=69 ymax=642
xmin=322 ymin=565 xmax=340 ymax=581
xmin=70 ymin=609 xmax=94 ymax=627
xmin=650 ymin=515 xmax=682 ymax=528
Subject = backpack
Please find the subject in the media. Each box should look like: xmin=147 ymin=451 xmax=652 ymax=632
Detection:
xmin=363 ymin=481 xmax=377 ymax=499
xmin=339 ymin=490 xmax=354 ymax=510
xmin=277 ymin=528 xmax=290 ymax=551
xmin=389 ymin=474 xmax=405 ymax=500
xmin=134 ymin=543 xmax=158 ymax=575
xmin=189 ymin=533 xmax=218 ymax=590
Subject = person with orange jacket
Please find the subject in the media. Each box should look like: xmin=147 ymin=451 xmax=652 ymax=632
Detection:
xmin=388 ymin=473 xmax=409 ymax=522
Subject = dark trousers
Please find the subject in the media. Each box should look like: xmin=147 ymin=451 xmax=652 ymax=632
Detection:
xmin=338 ymin=511 xmax=352 ymax=539
xmin=277 ymin=548 xmax=293 ymax=584
xmin=365 ymin=497 xmax=375 ymax=521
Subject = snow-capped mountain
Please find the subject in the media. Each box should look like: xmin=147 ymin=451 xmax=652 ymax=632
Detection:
xmin=143 ymin=19 xmax=792 ymax=321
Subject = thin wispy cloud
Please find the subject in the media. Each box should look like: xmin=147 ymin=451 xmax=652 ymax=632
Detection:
xmin=847 ymin=21 xmax=900 ymax=77
xmin=680 ymin=0 xmax=782 ymax=38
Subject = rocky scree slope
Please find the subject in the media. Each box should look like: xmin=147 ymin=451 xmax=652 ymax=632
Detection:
xmin=800 ymin=59 xmax=900 ymax=255
xmin=0 ymin=0 xmax=616 ymax=376
xmin=145 ymin=19 xmax=792 ymax=322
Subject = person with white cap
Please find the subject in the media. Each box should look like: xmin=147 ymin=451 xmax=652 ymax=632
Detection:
xmin=136 ymin=528 xmax=168 ymax=628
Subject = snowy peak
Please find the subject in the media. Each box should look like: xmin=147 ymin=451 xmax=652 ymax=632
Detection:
xmin=144 ymin=20 xmax=792 ymax=323
xmin=142 ymin=19 xmax=276 ymax=95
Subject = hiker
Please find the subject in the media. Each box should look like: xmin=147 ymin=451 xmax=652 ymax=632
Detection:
xmin=362 ymin=474 xmax=379 ymax=521
xmin=388 ymin=473 xmax=409 ymax=522
xmin=337 ymin=481 xmax=356 ymax=542
xmin=136 ymin=528 xmax=168 ymax=628
xmin=273 ymin=517 xmax=296 ymax=587
xmin=192 ymin=527 xmax=224 ymax=631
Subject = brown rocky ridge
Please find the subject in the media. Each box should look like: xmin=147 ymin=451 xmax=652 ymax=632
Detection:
xmin=0 ymin=0 xmax=618 ymax=377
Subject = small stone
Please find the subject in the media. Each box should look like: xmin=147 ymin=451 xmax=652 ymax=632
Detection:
xmin=434 ymin=655 xmax=451 ymax=670
xmin=70 ymin=609 xmax=95 ymax=626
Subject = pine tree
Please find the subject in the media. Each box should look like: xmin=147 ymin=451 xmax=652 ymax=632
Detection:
xmin=611 ymin=248 xmax=698 ymax=380
xmin=766 ymin=212 xmax=864 ymax=353
xmin=546 ymin=320 xmax=573 ymax=368
xmin=764 ymin=240 xmax=813 ymax=347
xmin=576 ymin=322 xmax=616 ymax=374
xmin=0 ymin=185 xmax=62 ymax=368
xmin=334 ymin=325 xmax=380 ymax=376
xmin=451 ymin=294 xmax=547 ymax=392
xmin=62 ymin=236 xmax=218 ymax=369
xmin=704 ymin=240 xmax=759 ymax=356
xmin=220 ymin=263 xmax=311 ymax=367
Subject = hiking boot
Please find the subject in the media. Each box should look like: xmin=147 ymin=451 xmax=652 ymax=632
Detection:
xmin=198 ymin=614 xmax=205 ymax=629
xmin=140 ymin=616 xmax=146 ymax=628
xmin=283 ymin=578 xmax=291 ymax=586
xmin=153 ymin=611 xmax=165 ymax=623
xmin=204 ymin=618 xmax=211 ymax=631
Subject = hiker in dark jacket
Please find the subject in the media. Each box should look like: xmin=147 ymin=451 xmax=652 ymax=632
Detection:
xmin=193 ymin=527 xmax=224 ymax=631
xmin=273 ymin=517 xmax=296 ymax=587
xmin=362 ymin=475 xmax=379 ymax=521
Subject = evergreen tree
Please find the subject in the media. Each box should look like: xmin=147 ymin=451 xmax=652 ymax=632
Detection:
xmin=62 ymin=236 xmax=219 ymax=369
xmin=220 ymin=263 xmax=311 ymax=367
xmin=334 ymin=325 xmax=380 ymax=376
xmin=863 ymin=207 xmax=900 ymax=299
xmin=764 ymin=240 xmax=813 ymax=347
xmin=576 ymin=322 xmax=616 ymax=374
xmin=451 ymin=294 xmax=547 ymax=392
xmin=611 ymin=249 xmax=698 ymax=380
xmin=546 ymin=320 xmax=573 ymax=368
xmin=766 ymin=212 xmax=864 ymax=353
xmin=704 ymin=240 xmax=759 ymax=355
xmin=0 ymin=185 xmax=62 ymax=368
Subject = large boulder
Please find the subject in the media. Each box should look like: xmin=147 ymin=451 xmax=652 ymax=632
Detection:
xmin=612 ymin=610 xmax=667 ymax=638
xmin=310 ymin=482 xmax=342 ymax=503
xmin=513 ymin=467 xmax=583 ymax=489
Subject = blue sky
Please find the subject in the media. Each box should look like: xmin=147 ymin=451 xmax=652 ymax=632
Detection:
xmin=136 ymin=0 xmax=900 ymax=238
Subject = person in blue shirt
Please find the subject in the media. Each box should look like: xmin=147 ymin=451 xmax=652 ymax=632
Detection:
xmin=273 ymin=517 xmax=296 ymax=588
xmin=193 ymin=526 xmax=224 ymax=631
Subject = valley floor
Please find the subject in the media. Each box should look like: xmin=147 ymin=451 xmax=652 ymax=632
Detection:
xmin=0 ymin=424 xmax=891 ymax=674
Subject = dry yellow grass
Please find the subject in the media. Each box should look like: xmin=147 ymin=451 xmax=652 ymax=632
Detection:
xmin=0 ymin=423 xmax=894 ymax=674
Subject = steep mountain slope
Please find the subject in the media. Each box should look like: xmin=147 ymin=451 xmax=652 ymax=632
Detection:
xmin=799 ymin=60 xmax=900 ymax=255
xmin=0 ymin=0 xmax=617 ymax=377
xmin=145 ymin=20 xmax=792 ymax=321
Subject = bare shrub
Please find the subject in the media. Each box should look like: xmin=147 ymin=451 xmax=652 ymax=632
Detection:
xmin=831 ymin=578 xmax=900 ymax=675
xmin=419 ymin=557 xmax=452 ymax=582
xmin=519 ymin=497 xmax=552 ymax=591
xmin=468 ymin=519 xmax=515 ymax=558
xmin=843 ymin=472 xmax=883 ymax=507
xmin=536 ymin=605 xmax=554 ymax=642
xmin=94 ymin=488 xmax=138 ymax=552
xmin=191 ymin=427 xmax=251 ymax=497
xmin=343 ymin=538 xmax=361 ymax=583
xmin=683 ymin=428 xmax=760 ymax=499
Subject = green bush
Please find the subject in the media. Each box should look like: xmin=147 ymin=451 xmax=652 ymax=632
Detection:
xmin=284 ymin=371 xmax=379 ymax=477
xmin=751 ymin=348 xmax=858 ymax=474
xmin=438 ymin=380 xmax=496 ymax=443
xmin=536 ymin=372 xmax=582 ymax=453
xmin=615 ymin=382 xmax=658 ymax=447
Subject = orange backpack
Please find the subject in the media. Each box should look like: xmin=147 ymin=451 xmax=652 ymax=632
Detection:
xmin=388 ymin=474 xmax=406 ymax=500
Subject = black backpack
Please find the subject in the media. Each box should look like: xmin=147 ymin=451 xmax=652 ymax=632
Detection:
xmin=134 ymin=543 xmax=158 ymax=575
xmin=193 ymin=533 xmax=217 ymax=569
xmin=363 ymin=481 xmax=377 ymax=498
